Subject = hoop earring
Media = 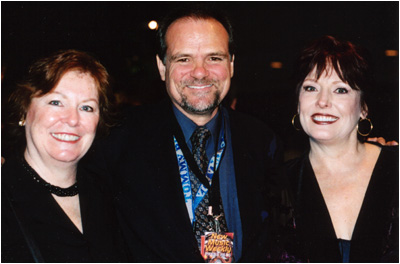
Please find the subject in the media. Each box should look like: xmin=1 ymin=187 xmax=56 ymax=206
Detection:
xmin=357 ymin=118 xmax=373 ymax=136
xmin=291 ymin=114 xmax=301 ymax=131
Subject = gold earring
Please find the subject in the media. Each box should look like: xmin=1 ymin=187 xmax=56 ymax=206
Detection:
xmin=357 ymin=118 xmax=373 ymax=136
xmin=292 ymin=114 xmax=301 ymax=131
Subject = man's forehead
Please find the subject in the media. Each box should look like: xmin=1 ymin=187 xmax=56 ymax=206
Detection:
xmin=168 ymin=16 xmax=223 ymax=30
xmin=166 ymin=17 xmax=228 ymax=41
xmin=165 ymin=17 xmax=229 ymax=55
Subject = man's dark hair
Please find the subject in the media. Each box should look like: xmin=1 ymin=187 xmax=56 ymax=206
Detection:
xmin=157 ymin=4 xmax=235 ymax=64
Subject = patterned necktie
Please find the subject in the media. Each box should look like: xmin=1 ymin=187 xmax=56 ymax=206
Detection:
xmin=191 ymin=127 xmax=211 ymax=176
xmin=190 ymin=127 xmax=228 ymax=248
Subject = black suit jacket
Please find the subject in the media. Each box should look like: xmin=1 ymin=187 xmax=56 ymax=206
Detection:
xmin=84 ymin=100 xmax=283 ymax=262
xmin=2 ymin=156 xmax=128 ymax=263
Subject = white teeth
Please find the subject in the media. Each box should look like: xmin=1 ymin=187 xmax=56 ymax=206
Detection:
xmin=187 ymin=84 xmax=212 ymax=89
xmin=313 ymin=115 xmax=338 ymax=122
xmin=51 ymin=133 xmax=80 ymax=142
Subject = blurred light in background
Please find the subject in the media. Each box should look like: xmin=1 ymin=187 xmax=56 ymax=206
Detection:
xmin=270 ymin=61 xmax=283 ymax=69
xmin=385 ymin=50 xmax=398 ymax=56
xmin=148 ymin=20 xmax=158 ymax=30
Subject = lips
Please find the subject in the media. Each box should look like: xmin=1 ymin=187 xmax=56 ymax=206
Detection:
xmin=311 ymin=114 xmax=339 ymax=125
xmin=51 ymin=133 xmax=80 ymax=143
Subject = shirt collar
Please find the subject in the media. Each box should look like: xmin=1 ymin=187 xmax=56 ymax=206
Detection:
xmin=172 ymin=104 xmax=220 ymax=145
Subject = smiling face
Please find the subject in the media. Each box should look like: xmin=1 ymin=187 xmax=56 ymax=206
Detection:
xmin=156 ymin=17 xmax=234 ymax=124
xmin=25 ymin=70 xmax=99 ymax=166
xmin=298 ymin=65 xmax=366 ymax=143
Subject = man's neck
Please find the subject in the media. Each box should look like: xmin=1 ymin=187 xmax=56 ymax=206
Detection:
xmin=173 ymin=104 xmax=221 ymax=147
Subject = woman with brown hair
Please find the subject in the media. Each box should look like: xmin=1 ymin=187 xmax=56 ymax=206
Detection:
xmin=1 ymin=50 xmax=128 ymax=262
xmin=280 ymin=36 xmax=398 ymax=262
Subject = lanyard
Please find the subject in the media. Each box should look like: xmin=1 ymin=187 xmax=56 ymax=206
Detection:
xmin=172 ymin=110 xmax=226 ymax=225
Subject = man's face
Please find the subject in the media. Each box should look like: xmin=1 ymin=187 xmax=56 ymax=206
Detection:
xmin=157 ymin=17 xmax=234 ymax=122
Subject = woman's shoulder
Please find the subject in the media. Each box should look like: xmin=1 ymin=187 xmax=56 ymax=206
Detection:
xmin=2 ymin=155 xmax=21 ymax=171
xmin=366 ymin=141 xmax=399 ymax=167
xmin=379 ymin=144 xmax=399 ymax=169
xmin=380 ymin=143 xmax=399 ymax=155
xmin=366 ymin=140 xmax=398 ymax=152
xmin=2 ymin=156 xmax=26 ymax=186
xmin=364 ymin=142 xmax=399 ymax=199
xmin=377 ymin=144 xmax=398 ymax=178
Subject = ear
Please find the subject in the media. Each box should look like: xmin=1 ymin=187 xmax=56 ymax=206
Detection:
xmin=360 ymin=103 xmax=368 ymax=119
xmin=156 ymin=55 xmax=166 ymax=81
xmin=230 ymin=54 xmax=235 ymax=78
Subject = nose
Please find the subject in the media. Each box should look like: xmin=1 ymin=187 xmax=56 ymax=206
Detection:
xmin=316 ymin=90 xmax=331 ymax=108
xmin=190 ymin=61 xmax=209 ymax=79
xmin=63 ymin=107 xmax=79 ymax=127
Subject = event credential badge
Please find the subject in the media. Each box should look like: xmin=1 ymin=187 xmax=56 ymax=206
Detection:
xmin=201 ymin=232 xmax=234 ymax=263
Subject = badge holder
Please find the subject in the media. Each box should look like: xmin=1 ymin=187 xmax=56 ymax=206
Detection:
xmin=200 ymin=206 xmax=234 ymax=263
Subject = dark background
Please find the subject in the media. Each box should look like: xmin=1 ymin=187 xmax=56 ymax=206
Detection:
xmin=2 ymin=1 xmax=399 ymax=159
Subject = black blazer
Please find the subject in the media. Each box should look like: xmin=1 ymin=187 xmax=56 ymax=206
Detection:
xmin=85 ymin=100 xmax=284 ymax=262
xmin=1 ymin=156 xmax=128 ymax=263
xmin=281 ymin=143 xmax=399 ymax=262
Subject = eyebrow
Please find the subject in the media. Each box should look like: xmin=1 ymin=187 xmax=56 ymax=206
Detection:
xmin=50 ymin=91 xmax=99 ymax=104
xmin=169 ymin=52 xmax=229 ymax=61
xmin=82 ymin=98 xmax=99 ymax=104
xmin=303 ymin=79 xmax=349 ymax=85
xmin=169 ymin=54 xmax=190 ymax=61
xmin=208 ymin=52 xmax=229 ymax=57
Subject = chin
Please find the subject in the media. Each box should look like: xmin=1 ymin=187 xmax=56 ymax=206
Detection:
xmin=311 ymin=136 xmax=342 ymax=144
xmin=308 ymin=131 xmax=337 ymax=141
xmin=182 ymin=99 xmax=219 ymax=114
xmin=51 ymin=152 xmax=83 ymax=163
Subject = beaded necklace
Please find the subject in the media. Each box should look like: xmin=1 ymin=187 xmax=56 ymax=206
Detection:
xmin=21 ymin=158 xmax=79 ymax=197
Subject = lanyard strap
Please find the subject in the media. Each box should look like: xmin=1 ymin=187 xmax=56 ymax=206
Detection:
xmin=174 ymin=135 xmax=225 ymax=224
xmin=171 ymin=107 xmax=226 ymax=224
xmin=172 ymin=116 xmax=212 ymax=189
xmin=208 ymin=138 xmax=226 ymax=217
